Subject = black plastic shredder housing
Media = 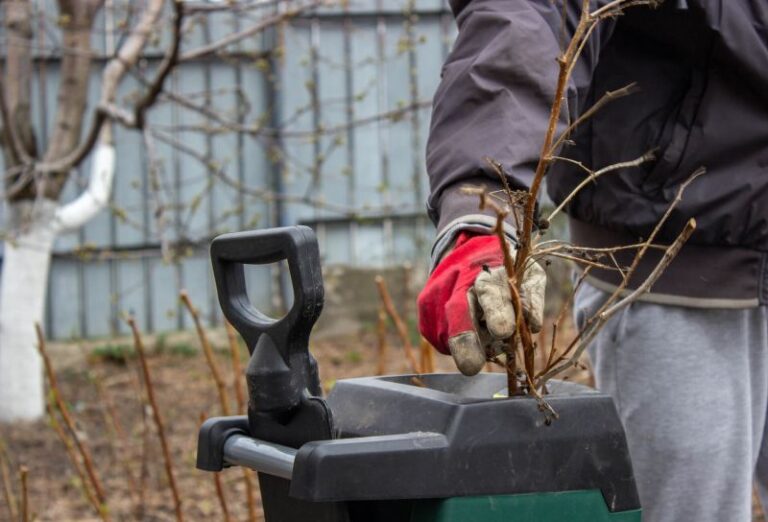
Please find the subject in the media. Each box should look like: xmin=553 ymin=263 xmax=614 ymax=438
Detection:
xmin=196 ymin=226 xmax=640 ymax=518
xmin=199 ymin=373 xmax=639 ymax=512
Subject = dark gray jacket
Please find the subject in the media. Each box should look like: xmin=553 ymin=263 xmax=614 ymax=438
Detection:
xmin=427 ymin=0 xmax=768 ymax=307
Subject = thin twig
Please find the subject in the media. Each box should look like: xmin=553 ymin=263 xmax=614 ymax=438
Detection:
xmin=224 ymin=321 xmax=246 ymax=413
xmin=538 ymin=217 xmax=696 ymax=384
xmin=137 ymin=377 xmax=150 ymax=522
xmin=200 ymin=413 xmax=231 ymax=522
xmin=375 ymin=276 xmax=420 ymax=375
xmin=242 ymin=468 xmax=258 ymax=522
xmin=126 ymin=317 xmax=184 ymax=522
xmin=533 ymin=240 xmax=668 ymax=256
xmin=544 ymin=267 xmax=592 ymax=374
xmin=517 ymin=0 xmax=592 ymax=273
xmin=420 ymin=337 xmax=436 ymax=374
xmin=223 ymin=322 xmax=258 ymax=522
xmin=551 ymin=82 xmax=638 ymax=152
xmin=601 ymin=219 xmax=697 ymax=318
xmin=35 ymin=324 xmax=110 ymax=520
xmin=376 ymin=306 xmax=388 ymax=375
xmin=547 ymin=150 xmax=656 ymax=221
xmin=180 ymin=1 xmax=328 ymax=61
xmin=19 ymin=466 xmax=28 ymax=522
xmin=180 ymin=290 xmax=231 ymax=416
xmin=591 ymin=0 xmax=661 ymax=19
xmin=0 ymin=440 xmax=18 ymax=521
xmin=45 ymin=402 xmax=102 ymax=516
xmin=133 ymin=0 xmax=184 ymax=129
xmin=524 ymin=373 xmax=558 ymax=424
xmin=82 ymin=353 xmax=140 ymax=503
xmin=538 ymin=252 xmax=625 ymax=271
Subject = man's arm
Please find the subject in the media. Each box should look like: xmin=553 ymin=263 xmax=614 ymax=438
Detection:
xmin=419 ymin=0 xmax=616 ymax=374
xmin=427 ymin=0 xmax=616 ymax=263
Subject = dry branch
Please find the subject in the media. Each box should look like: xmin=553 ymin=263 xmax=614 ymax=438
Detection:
xmin=551 ymin=83 xmax=639 ymax=153
xmin=537 ymin=217 xmax=697 ymax=385
xmin=516 ymin=0 xmax=593 ymax=269
xmin=33 ymin=0 xmax=172 ymax=176
xmin=213 ymin=471 xmax=231 ymax=522
xmin=225 ymin=321 xmax=247 ymax=413
xmin=376 ymin=306 xmax=389 ymax=375
xmin=126 ymin=317 xmax=184 ymax=522
xmin=420 ymin=338 xmax=436 ymax=374
xmin=200 ymin=412 xmax=231 ymax=522
xmin=375 ymin=276 xmax=420 ymax=375
xmin=19 ymin=465 xmax=28 ymax=522
xmin=45 ymin=402 xmax=102 ymax=516
xmin=547 ymin=150 xmax=656 ymax=222
xmin=454 ymin=0 xmax=683 ymax=403
xmin=35 ymin=323 xmax=110 ymax=520
xmin=180 ymin=290 xmax=231 ymax=416
xmin=462 ymin=186 xmax=528 ymax=393
xmin=180 ymin=1 xmax=329 ymax=61
xmin=224 ymin=321 xmax=258 ymax=522
xmin=92 ymin=377 xmax=140 ymax=502
xmin=516 ymin=0 xmax=658 ymax=276
xmin=0 ymin=440 xmax=18 ymax=521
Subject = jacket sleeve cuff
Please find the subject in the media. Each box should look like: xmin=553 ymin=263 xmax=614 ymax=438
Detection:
xmin=429 ymin=182 xmax=520 ymax=271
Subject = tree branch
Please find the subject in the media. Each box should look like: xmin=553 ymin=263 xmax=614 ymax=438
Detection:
xmin=1 ymin=0 xmax=37 ymax=195
xmin=547 ymin=150 xmax=656 ymax=221
xmin=52 ymin=139 xmax=115 ymax=233
xmin=134 ymin=0 xmax=184 ymax=129
xmin=537 ymin=218 xmax=695 ymax=384
xmin=179 ymin=1 xmax=327 ymax=62
xmin=550 ymin=82 xmax=639 ymax=153
xmin=33 ymin=0 xmax=166 ymax=176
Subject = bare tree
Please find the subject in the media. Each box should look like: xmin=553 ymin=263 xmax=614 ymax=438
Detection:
xmin=0 ymin=0 xmax=432 ymax=421
xmin=0 ymin=0 xmax=168 ymax=420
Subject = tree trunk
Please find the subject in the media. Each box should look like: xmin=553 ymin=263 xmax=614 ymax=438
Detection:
xmin=0 ymin=200 xmax=57 ymax=421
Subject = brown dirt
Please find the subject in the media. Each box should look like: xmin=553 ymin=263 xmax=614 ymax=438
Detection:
xmin=0 ymin=329 xmax=471 ymax=521
xmin=2 ymin=324 xmax=756 ymax=521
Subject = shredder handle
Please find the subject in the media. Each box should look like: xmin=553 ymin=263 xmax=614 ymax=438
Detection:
xmin=210 ymin=226 xmax=325 ymax=412
xmin=210 ymin=226 xmax=323 ymax=355
xmin=223 ymin=433 xmax=297 ymax=479
xmin=219 ymin=431 xmax=448 ymax=480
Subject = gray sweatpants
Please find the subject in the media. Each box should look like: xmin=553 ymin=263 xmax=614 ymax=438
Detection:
xmin=574 ymin=282 xmax=768 ymax=522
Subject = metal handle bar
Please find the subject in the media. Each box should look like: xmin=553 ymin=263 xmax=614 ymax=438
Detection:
xmin=223 ymin=433 xmax=297 ymax=479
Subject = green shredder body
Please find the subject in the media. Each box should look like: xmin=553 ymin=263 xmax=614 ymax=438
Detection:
xmin=195 ymin=226 xmax=642 ymax=521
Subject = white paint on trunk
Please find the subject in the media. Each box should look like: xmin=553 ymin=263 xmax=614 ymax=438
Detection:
xmin=54 ymin=144 xmax=115 ymax=233
xmin=0 ymin=143 xmax=115 ymax=421
xmin=0 ymin=200 xmax=57 ymax=421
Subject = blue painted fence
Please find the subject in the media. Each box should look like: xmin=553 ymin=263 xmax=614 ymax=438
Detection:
xmin=0 ymin=1 xmax=456 ymax=339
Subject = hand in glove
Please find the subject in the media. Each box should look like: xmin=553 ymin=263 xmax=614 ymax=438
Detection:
xmin=417 ymin=232 xmax=546 ymax=376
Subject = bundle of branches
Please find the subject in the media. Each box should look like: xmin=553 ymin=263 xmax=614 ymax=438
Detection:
xmin=463 ymin=0 xmax=699 ymax=407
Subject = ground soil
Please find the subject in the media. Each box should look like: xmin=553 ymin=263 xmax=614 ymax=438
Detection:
xmin=0 ymin=326 xmax=763 ymax=521
xmin=0 ymin=329 xmax=478 ymax=521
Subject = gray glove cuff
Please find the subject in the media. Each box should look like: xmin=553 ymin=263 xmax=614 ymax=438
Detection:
xmin=430 ymin=214 xmax=519 ymax=272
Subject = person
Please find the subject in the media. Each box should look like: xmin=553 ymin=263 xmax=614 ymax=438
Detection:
xmin=416 ymin=1 xmax=768 ymax=521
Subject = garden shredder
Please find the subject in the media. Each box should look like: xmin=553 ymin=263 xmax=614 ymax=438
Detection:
xmin=196 ymin=225 xmax=642 ymax=521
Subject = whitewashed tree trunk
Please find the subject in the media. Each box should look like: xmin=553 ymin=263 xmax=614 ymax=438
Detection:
xmin=0 ymin=144 xmax=114 ymax=421
xmin=0 ymin=200 xmax=57 ymax=420
xmin=0 ymin=0 xmax=162 ymax=421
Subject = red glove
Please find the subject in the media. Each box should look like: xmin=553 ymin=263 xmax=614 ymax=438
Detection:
xmin=418 ymin=232 xmax=547 ymax=376
xmin=417 ymin=233 xmax=510 ymax=375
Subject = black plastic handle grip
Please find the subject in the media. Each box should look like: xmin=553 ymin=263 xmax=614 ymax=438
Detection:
xmin=210 ymin=226 xmax=324 ymax=355
xmin=210 ymin=226 xmax=325 ymax=412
